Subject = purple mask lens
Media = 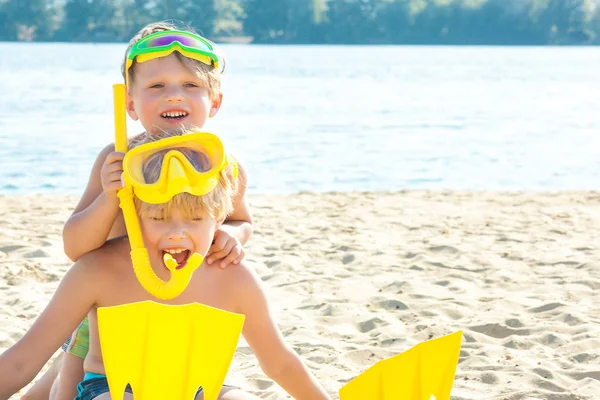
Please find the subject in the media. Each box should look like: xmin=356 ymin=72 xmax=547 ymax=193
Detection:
xmin=145 ymin=34 xmax=204 ymax=48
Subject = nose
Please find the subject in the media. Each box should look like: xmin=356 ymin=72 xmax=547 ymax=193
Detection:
xmin=166 ymin=222 xmax=187 ymax=240
xmin=164 ymin=85 xmax=184 ymax=103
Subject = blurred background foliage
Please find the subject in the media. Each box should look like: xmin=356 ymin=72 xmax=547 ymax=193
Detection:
xmin=1 ymin=0 xmax=599 ymax=44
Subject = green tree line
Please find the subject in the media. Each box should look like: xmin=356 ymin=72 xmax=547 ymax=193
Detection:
xmin=1 ymin=0 xmax=599 ymax=45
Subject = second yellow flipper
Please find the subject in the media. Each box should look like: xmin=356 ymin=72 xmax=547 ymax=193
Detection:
xmin=339 ymin=330 xmax=462 ymax=400
xmin=97 ymin=301 xmax=245 ymax=400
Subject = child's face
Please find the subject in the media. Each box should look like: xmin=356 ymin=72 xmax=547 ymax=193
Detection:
xmin=140 ymin=206 xmax=219 ymax=271
xmin=126 ymin=53 xmax=222 ymax=135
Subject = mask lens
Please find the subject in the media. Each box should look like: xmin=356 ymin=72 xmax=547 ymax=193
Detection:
xmin=143 ymin=34 xmax=207 ymax=49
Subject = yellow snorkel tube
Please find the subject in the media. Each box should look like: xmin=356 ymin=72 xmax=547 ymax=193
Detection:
xmin=112 ymin=83 xmax=203 ymax=300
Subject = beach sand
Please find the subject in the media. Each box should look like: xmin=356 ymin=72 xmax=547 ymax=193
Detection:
xmin=1 ymin=191 xmax=599 ymax=399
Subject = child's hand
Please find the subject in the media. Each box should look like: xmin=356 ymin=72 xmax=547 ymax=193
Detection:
xmin=206 ymin=228 xmax=245 ymax=268
xmin=101 ymin=152 xmax=125 ymax=198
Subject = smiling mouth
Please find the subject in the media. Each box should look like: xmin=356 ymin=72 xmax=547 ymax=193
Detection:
xmin=162 ymin=249 xmax=191 ymax=270
xmin=161 ymin=111 xmax=188 ymax=121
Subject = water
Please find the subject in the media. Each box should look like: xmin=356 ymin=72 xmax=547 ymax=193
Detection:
xmin=1 ymin=43 xmax=599 ymax=194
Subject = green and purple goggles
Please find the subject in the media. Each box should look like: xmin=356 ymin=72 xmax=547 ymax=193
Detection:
xmin=125 ymin=30 xmax=221 ymax=86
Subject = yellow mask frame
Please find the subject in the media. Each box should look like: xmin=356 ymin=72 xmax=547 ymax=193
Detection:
xmin=123 ymin=132 xmax=236 ymax=205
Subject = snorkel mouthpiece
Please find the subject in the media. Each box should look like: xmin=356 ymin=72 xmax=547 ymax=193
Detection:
xmin=163 ymin=251 xmax=204 ymax=272
xmin=129 ymin=249 xmax=203 ymax=299
xmin=163 ymin=252 xmax=179 ymax=271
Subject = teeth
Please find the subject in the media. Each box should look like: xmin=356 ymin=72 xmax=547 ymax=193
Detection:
xmin=165 ymin=248 xmax=187 ymax=254
xmin=161 ymin=111 xmax=187 ymax=118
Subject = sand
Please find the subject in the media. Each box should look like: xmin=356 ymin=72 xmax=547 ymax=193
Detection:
xmin=1 ymin=191 xmax=599 ymax=399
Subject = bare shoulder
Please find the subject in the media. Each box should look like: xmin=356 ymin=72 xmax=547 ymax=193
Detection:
xmin=96 ymin=142 xmax=116 ymax=159
xmin=85 ymin=142 xmax=115 ymax=183
xmin=85 ymin=142 xmax=116 ymax=178
xmin=75 ymin=237 xmax=130 ymax=277
xmin=62 ymin=246 xmax=113 ymax=295
xmin=217 ymin=262 xmax=266 ymax=311
xmin=219 ymin=261 xmax=261 ymax=286
xmin=228 ymin=153 xmax=248 ymax=185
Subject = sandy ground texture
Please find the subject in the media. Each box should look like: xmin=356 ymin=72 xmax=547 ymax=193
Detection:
xmin=0 ymin=191 xmax=599 ymax=399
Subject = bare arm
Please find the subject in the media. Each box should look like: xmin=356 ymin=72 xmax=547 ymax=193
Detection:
xmin=206 ymin=160 xmax=254 ymax=267
xmin=0 ymin=258 xmax=99 ymax=399
xmin=223 ymin=159 xmax=253 ymax=245
xmin=63 ymin=144 xmax=124 ymax=261
xmin=235 ymin=265 xmax=331 ymax=400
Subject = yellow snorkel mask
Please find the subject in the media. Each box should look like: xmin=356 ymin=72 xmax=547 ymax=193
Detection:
xmin=112 ymin=84 xmax=235 ymax=300
xmin=124 ymin=132 xmax=236 ymax=205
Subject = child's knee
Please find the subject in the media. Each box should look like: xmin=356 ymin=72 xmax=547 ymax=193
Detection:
xmin=53 ymin=354 xmax=85 ymax=400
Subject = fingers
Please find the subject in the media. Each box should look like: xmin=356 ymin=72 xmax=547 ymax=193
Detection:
xmin=217 ymin=244 xmax=244 ymax=269
xmin=206 ymin=230 xmax=246 ymax=268
xmin=105 ymin=152 xmax=125 ymax=164
xmin=221 ymin=245 xmax=244 ymax=268
xmin=104 ymin=170 xmax=123 ymax=182
xmin=102 ymin=153 xmax=124 ymax=175
xmin=206 ymin=233 xmax=227 ymax=259
xmin=103 ymin=171 xmax=125 ymax=193
xmin=102 ymin=161 xmax=123 ymax=175
xmin=102 ymin=170 xmax=124 ymax=192
xmin=101 ymin=152 xmax=125 ymax=195
xmin=207 ymin=240 xmax=235 ymax=266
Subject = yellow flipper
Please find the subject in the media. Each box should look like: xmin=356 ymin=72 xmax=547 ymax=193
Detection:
xmin=339 ymin=331 xmax=462 ymax=400
xmin=97 ymin=301 xmax=245 ymax=400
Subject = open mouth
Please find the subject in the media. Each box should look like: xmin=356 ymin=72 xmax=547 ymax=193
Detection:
xmin=161 ymin=111 xmax=189 ymax=121
xmin=162 ymin=248 xmax=191 ymax=270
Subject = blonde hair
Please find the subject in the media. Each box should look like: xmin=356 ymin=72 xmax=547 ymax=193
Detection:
xmin=132 ymin=133 xmax=238 ymax=221
xmin=122 ymin=21 xmax=225 ymax=100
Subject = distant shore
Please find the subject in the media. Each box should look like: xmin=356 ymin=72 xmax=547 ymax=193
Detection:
xmin=3 ymin=39 xmax=600 ymax=46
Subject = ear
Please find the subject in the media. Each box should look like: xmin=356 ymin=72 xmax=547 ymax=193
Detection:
xmin=214 ymin=217 xmax=225 ymax=232
xmin=126 ymin=90 xmax=139 ymax=121
xmin=208 ymin=92 xmax=223 ymax=118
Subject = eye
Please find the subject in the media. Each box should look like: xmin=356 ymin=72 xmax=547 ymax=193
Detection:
xmin=192 ymin=217 xmax=203 ymax=222
xmin=184 ymin=82 xmax=199 ymax=88
xmin=149 ymin=216 xmax=165 ymax=221
xmin=149 ymin=83 xmax=164 ymax=89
